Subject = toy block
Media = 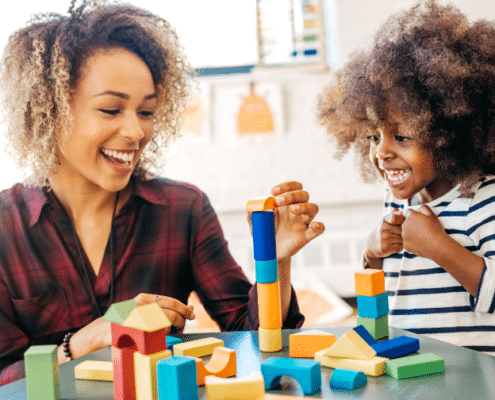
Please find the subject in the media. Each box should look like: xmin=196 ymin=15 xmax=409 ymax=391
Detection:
xmin=204 ymin=371 xmax=265 ymax=400
xmin=356 ymin=314 xmax=389 ymax=340
xmin=330 ymin=369 xmax=367 ymax=390
xmin=357 ymin=292 xmax=389 ymax=318
xmin=322 ymin=329 xmax=376 ymax=360
xmin=385 ymin=353 xmax=444 ymax=380
xmin=354 ymin=269 xmax=385 ymax=297
xmin=103 ymin=299 xmax=137 ymax=324
xmin=258 ymin=327 xmax=282 ymax=352
xmin=246 ymin=197 xmax=276 ymax=212
xmin=258 ymin=281 xmax=282 ymax=329
xmin=123 ymin=302 xmax=172 ymax=332
xmin=24 ymin=345 xmax=60 ymax=400
xmin=314 ymin=349 xmax=387 ymax=377
xmin=112 ymin=322 xmax=166 ymax=356
xmin=353 ymin=325 xmax=377 ymax=346
xmin=134 ymin=349 xmax=172 ymax=400
xmin=289 ymin=329 xmax=336 ymax=358
xmin=252 ymin=211 xmax=276 ymax=261
xmin=195 ymin=346 xmax=236 ymax=386
xmin=157 ymin=356 xmax=198 ymax=400
xmin=261 ymin=357 xmax=321 ymax=395
xmin=372 ymin=336 xmax=419 ymax=359
xmin=75 ymin=360 xmax=113 ymax=381
xmin=167 ymin=335 xmax=182 ymax=351
xmin=255 ymin=258 xmax=278 ymax=283
xmin=112 ymin=346 xmax=136 ymax=400
xmin=173 ymin=337 xmax=224 ymax=357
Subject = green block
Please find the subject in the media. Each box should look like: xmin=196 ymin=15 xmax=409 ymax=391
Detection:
xmin=103 ymin=299 xmax=137 ymax=324
xmin=385 ymin=353 xmax=444 ymax=379
xmin=356 ymin=314 xmax=389 ymax=340
xmin=24 ymin=345 xmax=60 ymax=400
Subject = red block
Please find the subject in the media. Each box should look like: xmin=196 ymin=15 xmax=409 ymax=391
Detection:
xmin=112 ymin=346 xmax=136 ymax=400
xmin=111 ymin=323 xmax=167 ymax=355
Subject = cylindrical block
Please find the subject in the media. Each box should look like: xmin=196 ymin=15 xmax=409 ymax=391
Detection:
xmin=252 ymin=211 xmax=276 ymax=261
xmin=258 ymin=327 xmax=282 ymax=352
xmin=258 ymin=281 xmax=282 ymax=329
xmin=255 ymin=259 xmax=278 ymax=283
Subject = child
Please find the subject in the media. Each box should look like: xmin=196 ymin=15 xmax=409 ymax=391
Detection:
xmin=318 ymin=0 xmax=495 ymax=353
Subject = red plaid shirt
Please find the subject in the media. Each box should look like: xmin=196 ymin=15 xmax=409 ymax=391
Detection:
xmin=0 ymin=176 xmax=303 ymax=385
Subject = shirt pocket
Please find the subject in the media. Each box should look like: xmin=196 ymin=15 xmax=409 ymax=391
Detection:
xmin=11 ymin=290 xmax=73 ymax=338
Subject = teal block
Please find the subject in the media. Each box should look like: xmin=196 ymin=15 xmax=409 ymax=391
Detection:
xmin=157 ymin=356 xmax=198 ymax=400
xmin=24 ymin=345 xmax=60 ymax=400
xmin=385 ymin=353 xmax=444 ymax=379
xmin=356 ymin=314 xmax=389 ymax=340
xmin=372 ymin=336 xmax=419 ymax=359
xmin=166 ymin=336 xmax=182 ymax=351
xmin=330 ymin=369 xmax=367 ymax=390
xmin=255 ymin=258 xmax=278 ymax=283
xmin=261 ymin=357 xmax=321 ymax=395
xmin=357 ymin=292 xmax=389 ymax=318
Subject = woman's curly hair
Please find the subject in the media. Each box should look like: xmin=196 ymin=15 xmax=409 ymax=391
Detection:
xmin=317 ymin=0 xmax=495 ymax=191
xmin=0 ymin=0 xmax=192 ymax=186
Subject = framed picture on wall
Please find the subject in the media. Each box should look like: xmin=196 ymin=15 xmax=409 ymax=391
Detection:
xmin=178 ymin=80 xmax=212 ymax=144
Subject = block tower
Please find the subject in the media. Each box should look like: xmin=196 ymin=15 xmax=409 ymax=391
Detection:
xmin=246 ymin=197 xmax=282 ymax=352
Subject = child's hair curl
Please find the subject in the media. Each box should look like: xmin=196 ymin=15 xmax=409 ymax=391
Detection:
xmin=0 ymin=0 xmax=192 ymax=186
xmin=318 ymin=0 xmax=495 ymax=191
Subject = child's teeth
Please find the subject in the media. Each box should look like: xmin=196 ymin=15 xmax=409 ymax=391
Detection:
xmin=386 ymin=170 xmax=411 ymax=184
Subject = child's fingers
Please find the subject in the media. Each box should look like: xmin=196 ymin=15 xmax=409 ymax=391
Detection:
xmin=383 ymin=213 xmax=406 ymax=225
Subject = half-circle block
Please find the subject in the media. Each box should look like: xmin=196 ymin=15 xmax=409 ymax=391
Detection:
xmin=156 ymin=356 xmax=198 ymax=400
xmin=289 ymin=329 xmax=336 ymax=358
xmin=330 ymin=369 xmax=367 ymax=390
xmin=322 ymin=329 xmax=376 ymax=360
xmin=357 ymin=292 xmax=389 ymax=318
xmin=252 ymin=211 xmax=276 ymax=261
xmin=314 ymin=348 xmax=387 ymax=377
xmin=255 ymin=259 xmax=278 ymax=284
xmin=173 ymin=337 xmax=224 ymax=358
xmin=371 ymin=336 xmax=419 ymax=359
xmin=354 ymin=269 xmax=385 ymax=297
xmin=246 ymin=197 xmax=276 ymax=212
xmin=258 ymin=281 xmax=282 ymax=330
xmin=258 ymin=327 xmax=282 ymax=352
xmin=204 ymin=371 xmax=265 ymax=400
xmin=195 ymin=347 xmax=236 ymax=386
xmin=261 ymin=357 xmax=321 ymax=395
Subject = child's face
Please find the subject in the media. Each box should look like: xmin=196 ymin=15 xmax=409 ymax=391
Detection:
xmin=368 ymin=110 xmax=453 ymax=203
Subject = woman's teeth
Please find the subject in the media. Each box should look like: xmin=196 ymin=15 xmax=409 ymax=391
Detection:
xmin=101 ymin=149 xmax=134 ymax=163
xmin=384 ymin=169 xmax=411 ymax=185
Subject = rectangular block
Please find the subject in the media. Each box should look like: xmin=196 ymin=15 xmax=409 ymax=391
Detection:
xmin=357 ymin=292 xmax=389 ymax=318
xmin=315 ymin=348 xmax=387 ymax=377
xmin=205 ymin=371 xmax=265 ymax=400
xmin=75 ymin=360 xmax=113 ymax=381
xmin=355 ymin=269 xmax=385 ymax=297
xmin=157 ymin=356 xmax=198 ymax=400
xmin=134 ymin=349 xmax=172 ymax=400
xmin=173 ymin=337 xmax=224 ymax=357
xmin=289 ymin=329 xmax=336 ymax=358
xmin=24 ymin=345 xmax=60 ymax=400
xmin=357 ymin=314 xmax=389 ymax=340
xmin=372 ymin=336 xmax=420 ymax=359
xmin=385 ymin=353 xmax=444 ymax=379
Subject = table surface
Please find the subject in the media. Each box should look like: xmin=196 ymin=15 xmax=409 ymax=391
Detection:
xmin=2 ymin=327 xmax=495 ymax=399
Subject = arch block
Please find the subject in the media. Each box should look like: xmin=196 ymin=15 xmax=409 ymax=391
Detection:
xmin=195 ymin=347 xmax=237 ymax=386
xmin=260 ymin=357 xmax=321 ymax=395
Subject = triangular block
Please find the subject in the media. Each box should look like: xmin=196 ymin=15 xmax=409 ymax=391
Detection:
xmin=103 ymin=299 xmax=137 ymax=324
xmin=322 ymin=329 xmax=376 ymax=360
xmin=123 ymin=302 xmax=171 ymax=332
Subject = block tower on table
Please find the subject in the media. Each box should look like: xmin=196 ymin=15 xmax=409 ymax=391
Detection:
xmin=246 ymin=197 xmax=282 ymax=352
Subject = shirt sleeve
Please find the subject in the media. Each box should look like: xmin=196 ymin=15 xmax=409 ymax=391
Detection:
xmin=189 ymin=192 xmax=304 ymax=331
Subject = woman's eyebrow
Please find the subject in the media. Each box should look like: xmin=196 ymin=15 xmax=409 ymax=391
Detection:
xmin=94 ymin=90 xmax=157 ymax=100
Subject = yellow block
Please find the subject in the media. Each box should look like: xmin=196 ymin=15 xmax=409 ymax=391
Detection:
xmin=315 ymin=348 xmax=387 ymax=376
xmin=74 ymin=360 xmax=113 ymax=381
xmin=173 ymin=337 xmax=224 ymax=357
xmin=289 ymin=329 xmax=336 ymax=358
xmin=258 ymin=281 xmax=282 ymax=330
xmin=205 ymin=371 xmax=265 ymax=400
xmin=354 ymin=269 xmax=385 ymax=297
xmin=134 ymin=349 xmax=172 ymax=400
xmin=322 ymin=329 xmax=376 ymax=360
xmin=123 ymin=302 xmax=172 ymax=332
xmin=245 ymin=197 xmax=276 ymax=212
xmin=259 ymin=327 xmax=282 ymax=352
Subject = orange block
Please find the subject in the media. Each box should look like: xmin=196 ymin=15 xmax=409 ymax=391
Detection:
xmin=245 ymin=197 xmax=276 ymax=212
xmin=195 ymin=347 xmax=237 ymax=386
xmin=355 ymin=269 xmax=385 ymax=297
xmin=258 ymin=281 xmax=282 ymax=329
xmin=289 ymin=329 xmax=336 ymax=358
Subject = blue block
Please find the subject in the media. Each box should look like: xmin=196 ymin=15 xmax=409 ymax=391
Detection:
xmin=372 ymin=336 xmax=420 ymax=359
xmin=252 ymin=211 xmax=276 ymax=261
xmin=353 ymin=325 xmax=377 ymax=346
xmin=157 ymin=356 xmax=198 ymax=400
xmin=330 ymin=369 xmax=367 ymax=390
xmin=261 ymin=357 xmax=321 ymax=395
xmin=357 ymin=292 xmax=389 ymax=318
xmin=255 ymin=259 xmax=278 ymax=283
xmin=166 ymin=336 xmax=182 ymax=351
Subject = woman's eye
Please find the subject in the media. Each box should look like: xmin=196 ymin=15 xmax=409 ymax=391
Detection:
xmin=139 ymin=110 xmax=155 ymax=118
xmin=99 ymin=109 xmax=120 ymax=115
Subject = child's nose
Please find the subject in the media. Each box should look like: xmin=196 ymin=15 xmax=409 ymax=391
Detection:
xmin=376 ymin=136 xmax=394 ymax=160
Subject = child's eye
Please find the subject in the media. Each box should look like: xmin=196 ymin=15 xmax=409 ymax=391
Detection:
xmin=395 ymin=135 xmax=410 ymax=142
xmin=99 ymin=109 xmax=120 ymax=115
xmin=366 ymin=135 xmax=379 ymax=142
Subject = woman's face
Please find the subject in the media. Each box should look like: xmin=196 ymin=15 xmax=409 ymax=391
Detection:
xmin=55 ymin=47 xmax=157 ymax=193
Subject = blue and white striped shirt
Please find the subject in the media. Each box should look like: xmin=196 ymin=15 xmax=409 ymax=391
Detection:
xmin=383 ymin=176 xmax=495 ymax=354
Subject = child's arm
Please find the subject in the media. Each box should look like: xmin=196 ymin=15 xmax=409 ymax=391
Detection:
xmin=401 ymin=205 xmax=485 ymax=297
xmin=364 ymin=211 xmax=405 ymax=269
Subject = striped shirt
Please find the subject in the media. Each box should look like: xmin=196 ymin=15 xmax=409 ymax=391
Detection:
xmin=383 ymin=176 xmax=495 ymax=354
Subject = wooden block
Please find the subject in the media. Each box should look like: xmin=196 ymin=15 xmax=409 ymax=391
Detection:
xmin=330 ymin=369 xmax=367 ymax=390
xmin=357 ymin=292 xmax=389 ymax=318
xmin=134 ymin=349 xmax=172 ymax=400
xmin=111 ymin=323 xmax=167 ymax=356
xmin=356 ymin=315 xmax=389 ymax=340
xmin=103 ymin=300 xmax=137 ymax=324
xmin=167 ymin=336 xmax=182 ymax=351
xmin=24 ymin=345 xmax=60 ymax=400
xmin=173 ymin=337 xmax=224 ymax=357
xmin=261 ymin=357 xmax=321 ymax=395
xmin=245 ymin=197 xmax=276 ymax=212
xmin=322 ymin=329 xmax=376 ymax=360
xmin=75 ymin=360 xmax=113 ymax=381
xmin=354 ymin=269 xmax=385 ymax=297
xmin=258 ymin=327 xmax=282 ymax=352
xmin=255 ymin=259 xmax=278 ymax=284
xmin=314 ymin=348 xmax=387 ymax=377
xmin=195 ymin=347 xmax=236 ymax=386
xmin=258 ymin=281 xmax=282 ymax=329
xmin=353 ymin=325 xmax=377 ymax=346
xmin=112 ymin=346 xmax=136 ymax=400
xmin=205 ymin=371 xmax=265 ymax=400
xmin=385 ymin=353 xmax=444 ymax=380
xmin=252 ymin=211 xmax=276 ymax=261
xmin=372 ymin=336 xmax=419 ymax=359
xmin=157 ymin=356 xmax=198 ymax=400
xmin=289 ymin=329 xmax=336 ymax=358
xmin=123 ymin=302 xmax=171 ymax=332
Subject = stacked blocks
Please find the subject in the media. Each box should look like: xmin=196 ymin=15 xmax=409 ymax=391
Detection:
xmin=289 ymin=329 xmax=336 ymax=358
xmin=355 ymin=269 xmax=389 ymax=340
xmin=24 ymin=345 xmax=60 ymax=400
xmin=157 ymin=356 xmax=198 ymax=400
xmin=246 ymin=197 xmax=282 ymax=352
xmin=330 ymin=369 xmax=367 ymax=390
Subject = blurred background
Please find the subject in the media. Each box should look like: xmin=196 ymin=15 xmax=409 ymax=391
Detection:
xmin=1 ymin=0 xmax=494 ymax=330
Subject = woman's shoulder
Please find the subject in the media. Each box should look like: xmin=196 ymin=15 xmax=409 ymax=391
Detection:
xmin=133 ymin=176 xmax=207 ymax=205
xmin=0 ymin=182 xmax=44 ymax=211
